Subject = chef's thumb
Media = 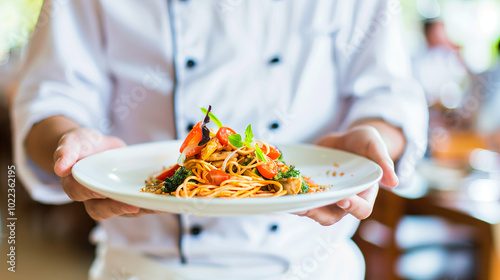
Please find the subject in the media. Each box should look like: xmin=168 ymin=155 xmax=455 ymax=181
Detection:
xmin=54 ymin=135 xmax=82 ymax=178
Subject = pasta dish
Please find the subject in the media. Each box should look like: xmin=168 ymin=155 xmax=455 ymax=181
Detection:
xmin=142 ymin=106 xmax=327 ymax=198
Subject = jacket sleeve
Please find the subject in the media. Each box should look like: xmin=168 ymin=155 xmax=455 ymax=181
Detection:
xmin=334 ymin=0 xmax=429 ymax=185
xmin=11 ymin=0 xmax=111 ymax=204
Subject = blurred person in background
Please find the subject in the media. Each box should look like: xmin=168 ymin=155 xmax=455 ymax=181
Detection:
xmin=413 ymin=18 xmax=469 ymax=123
xmin=12 ymin=0 xmax=428 ymax=279
xmin=413 ymin=18 xmax=480 ymax=166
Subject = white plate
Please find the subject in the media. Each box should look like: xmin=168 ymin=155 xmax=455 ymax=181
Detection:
xmin=72 ymin=140 xmax=382 ymax=216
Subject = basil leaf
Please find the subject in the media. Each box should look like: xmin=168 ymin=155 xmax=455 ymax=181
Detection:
xmin=254 ymin=144 xmax=267 ymax=163
xmin=201 ymin=107 xmax=223 ymax=129
xmin=244 ymin=124 xmax=253 ymax=146
xmin=228 ymin=134 xmax=243 ymax=148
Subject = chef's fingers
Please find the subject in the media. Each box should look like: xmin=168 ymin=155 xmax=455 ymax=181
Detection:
xmin=54 ymin=129 xmax=126 ymax=177
xmin=296 ymin=205 xmax=346 ymax=226
xmin=84 ymin=199 xmax=140 ymax=221
xmin=378 ymin=159 xmax=398 ymax=188
xmin=61 ymin=175 xmax=106 ymax=201
xmin=54 ymin=132 xmax=81 ymax=177
xmin=296 ymin=184 xmax=378 ymax=226
xmin=121 ymin=209 xmax=169 ymax=218
xmin=336 ymin=184 xmax=379 ymax=220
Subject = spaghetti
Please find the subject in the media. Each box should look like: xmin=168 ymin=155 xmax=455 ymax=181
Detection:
xmin=142 ymin=106 xmax=327 ymax=198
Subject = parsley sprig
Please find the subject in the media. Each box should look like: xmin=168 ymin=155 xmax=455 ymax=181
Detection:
xmin=273 ymin=165 xmax=300 ymax=180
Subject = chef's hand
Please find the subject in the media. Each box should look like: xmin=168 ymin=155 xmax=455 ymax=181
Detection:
xmin=297 ymin=123 xmax=403 ymax=226
xmin=53 ymin=128 xmax=164 ymax=220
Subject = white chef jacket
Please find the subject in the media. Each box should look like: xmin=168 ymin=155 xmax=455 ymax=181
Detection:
xmin=12 ymin=0 xmax=428 ymax=279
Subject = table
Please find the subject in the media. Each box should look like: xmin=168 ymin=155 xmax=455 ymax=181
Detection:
xmin=405 ymin=190 xmax=500 ymax=280
xmin=354 ymin=187 xmax=500 ymax=280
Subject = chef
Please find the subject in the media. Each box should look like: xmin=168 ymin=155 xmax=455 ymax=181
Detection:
xmin=12 ymin=0 xmax=428 ymax=279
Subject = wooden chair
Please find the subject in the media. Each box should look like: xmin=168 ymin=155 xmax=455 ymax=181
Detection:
xmin=353 ymin=187 xmax=406 ymax=280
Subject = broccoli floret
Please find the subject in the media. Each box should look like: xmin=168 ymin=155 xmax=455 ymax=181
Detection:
xmin=162 ymin=166 xmax=193 ymax=193
xmin=273 ymin=165 xmax=300 ymax=180
xmin=300 ymin=177 xmax=309 ymax=194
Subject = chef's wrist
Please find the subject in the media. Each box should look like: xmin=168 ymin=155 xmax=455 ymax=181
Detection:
xmin=26 ymin=115 xmax=81 ymax=174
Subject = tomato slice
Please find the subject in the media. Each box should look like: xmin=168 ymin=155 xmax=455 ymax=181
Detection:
xmin=258 ymin=143 xmax=281 ymax=160
xmin=207 ymin=170 xmax=231 ymax=185
xmin=257 ymin=156 xmax=278 ymax=179
xmin=216 ymin=127 xmax=236 ymax=146
xmin=180 ymin=122 xmax=204 ymax=157
xmin=156 ymin=164 xmax=181 ymax=181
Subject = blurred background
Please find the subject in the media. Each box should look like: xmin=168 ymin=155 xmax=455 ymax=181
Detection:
xmin=1 ymin=0 xmax=500 ymax=279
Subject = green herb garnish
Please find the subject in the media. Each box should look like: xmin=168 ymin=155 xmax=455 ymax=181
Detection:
xmin=254 ymin=144 xmax=267 ymax=162
xmin=244 ymin=125 xmax=253 ymax=146
xmin=162 ymin=166 xmax=193 ymax=193
xmin=228 ymin=134 xmax=243 ymax=148
xmin=273 ymin=165 xmax=300 ymax=180
xmin=226 ymin=125 xmax=266 ymax=162
xmin=300 ymin=176 xmax=310 ymax=194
